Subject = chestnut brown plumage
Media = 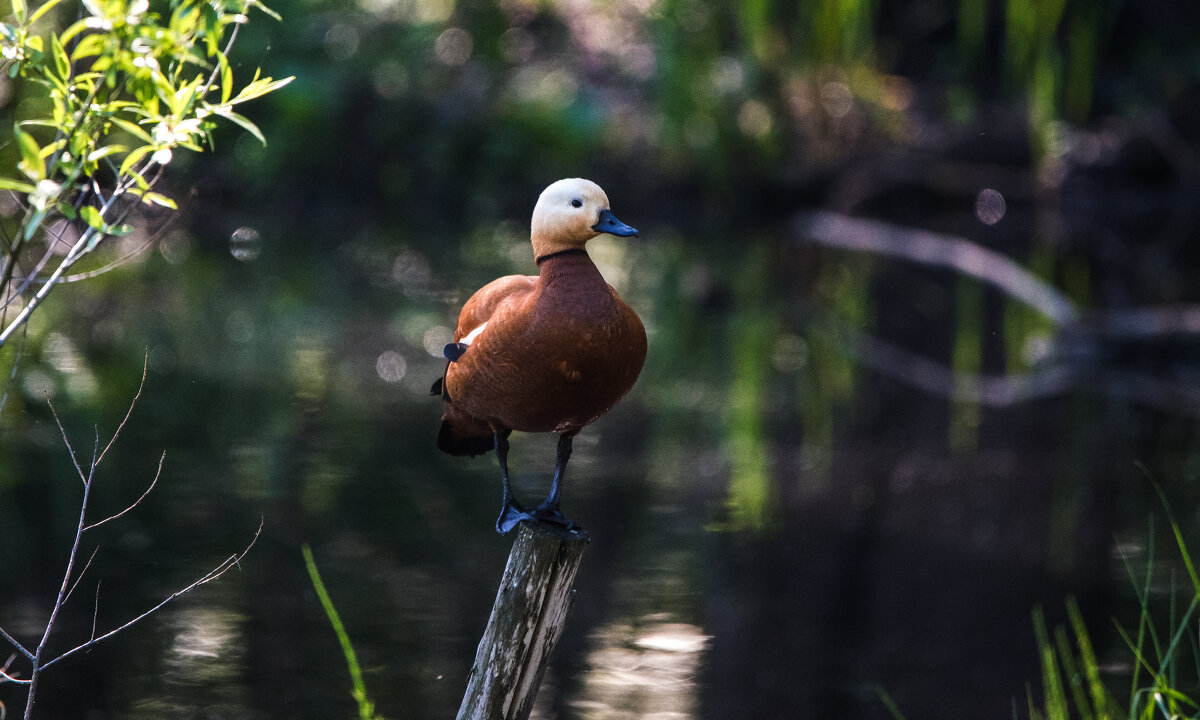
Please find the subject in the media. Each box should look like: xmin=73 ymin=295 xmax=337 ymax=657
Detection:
xmin=433 ymin=178 xmax=646 ymax=534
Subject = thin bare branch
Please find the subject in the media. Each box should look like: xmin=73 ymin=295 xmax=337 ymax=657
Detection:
xmin=62 ymin=546 xmax=100 ymax=606
xmin=95 ymin=352 xmax=148 ymax=468
xmin=84 ymin=451 xmax=164 ymax=532
xmin=40 ymin=518 xmax=264 ymax=672
xmin=90 ymin=582 xmax=101 ymax=642
xmin=46 ymin=397 xmax=87 ymax=486
xmin=0 ymin=668 xmax=28 ymax=686
xmin=0 ymin=628 xmax=32 ymax=662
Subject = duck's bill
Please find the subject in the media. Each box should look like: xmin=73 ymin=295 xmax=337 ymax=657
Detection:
xmin=592 ymin=208 xmax=639 ymax=237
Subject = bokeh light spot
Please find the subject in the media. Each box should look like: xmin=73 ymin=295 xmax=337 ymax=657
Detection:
xmin=975 ymin=188 xmax=1006 ymax=225
xmin=230 ymin=227 xmax=262 ymax=262
xmin=435 ymin=27 xmax=473 ymax=66
xmin=376 ymin=350 xmax=408 ymax=383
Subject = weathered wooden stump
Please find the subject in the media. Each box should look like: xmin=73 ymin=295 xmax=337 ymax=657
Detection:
xmin=456 ymin=523 xmax=590 ymax=720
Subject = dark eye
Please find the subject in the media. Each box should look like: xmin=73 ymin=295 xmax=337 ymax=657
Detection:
xmin=570 ymin=199 xmax=582 ymax=208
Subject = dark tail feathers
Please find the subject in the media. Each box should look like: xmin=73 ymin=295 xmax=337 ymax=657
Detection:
xmin=437 ymin=418 xmax=496 ymax=456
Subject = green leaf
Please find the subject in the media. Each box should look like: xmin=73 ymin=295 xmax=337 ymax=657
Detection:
xmin=230 ymin=72 xmax=293 ymax=105
xmin=141 ymin=191 xmax=176 ymax=209
xmin=68 ymin=29 xmax=106 ymax=61
xmin=11 ymin=0 xmax=26 ymax=26
xmin=217 ymin=51 xmax=232 ymax=106
xmin=79 ymin=204 xmax=103 ymax=230
xmin=0 ymin=177 xmax=36 ymax=193
xmin=13 ymin=124 xmax=43 ymax=180
xmin=249 ymin=0 xmax=282 ymax=22
xmin=28 ymin=0 xmax=65 ymax=26
xmin=49 ymin=32 xmax=68 ymax=78
xmin=109 ymin=116 xmax=153 ymax=143
xmin=117 ymin=144 xmax=151 ymax=177
xmin=212 ymin=107 xmax=264 ymax=144
xmin=86 ymin=144 xmax=126 ymax=162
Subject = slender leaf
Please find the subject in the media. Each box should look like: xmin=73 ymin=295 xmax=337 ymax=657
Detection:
xmin=217 ymin=50 xmax=232 ymax=106
xmin=13 ymin=124 xmax=43 ymax=180
xmin=11 ymin=0 xmax=26 ymax=26
xmin=86 ymin=144 xmax=127 ymax=162
xmin=0 ymin=177 xmax=36 ymax=193
xmin=212 ymin=107 xmax=264 ymax=144
xmin=109 ymin=116 xmax=153 ymax=143
xmin=117 ymin=144 xmax=152 ymax=177
xmin=140 ymin=191 xmax=176 ymax=209
xmin=27 ymin=0 xmax=65 ymax=26
xmin=50 ymin=31 xmax=68 ymax=79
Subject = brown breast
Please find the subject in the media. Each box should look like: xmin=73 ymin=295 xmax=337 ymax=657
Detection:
xmin=446 ymin=253 xmax=646 ymax=434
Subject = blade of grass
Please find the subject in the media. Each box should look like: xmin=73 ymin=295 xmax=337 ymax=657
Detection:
xmin=301 ymin=544 xmax=381 ymax=720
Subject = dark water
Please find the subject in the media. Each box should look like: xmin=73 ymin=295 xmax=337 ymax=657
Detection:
xmin=3 ymin=195 xmax=1197 ymax=720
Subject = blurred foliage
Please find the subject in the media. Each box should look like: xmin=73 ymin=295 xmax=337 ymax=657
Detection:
xmin=0 ymin=0 xmax=290 ymax=356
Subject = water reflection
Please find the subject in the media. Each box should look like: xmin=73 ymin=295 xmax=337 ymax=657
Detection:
xmin=570 ymin=616 xmax=710 ymax=720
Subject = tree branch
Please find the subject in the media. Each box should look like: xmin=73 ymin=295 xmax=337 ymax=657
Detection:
xmin=40 ymin=518 xmax=263 ymax=672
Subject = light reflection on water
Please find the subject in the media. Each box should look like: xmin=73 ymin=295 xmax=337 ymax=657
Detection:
xmin=568 ymin=616 xmax=710 ymax=720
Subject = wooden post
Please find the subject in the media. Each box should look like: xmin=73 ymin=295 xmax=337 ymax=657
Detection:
xmin=456 ymin=523 xmax=590 ymax=720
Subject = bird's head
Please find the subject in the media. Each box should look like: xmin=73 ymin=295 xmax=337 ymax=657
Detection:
xmin=530 ymin=178 xmax=638 ymax=260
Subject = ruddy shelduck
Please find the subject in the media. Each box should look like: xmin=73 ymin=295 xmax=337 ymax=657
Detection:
xmin=432 ymin=178 xmax=646 ymax=534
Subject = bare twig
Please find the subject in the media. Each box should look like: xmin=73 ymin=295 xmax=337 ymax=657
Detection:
xmin=46 ymin=398 xmax=87 ymax=486
xmin=1 ymin=362 xmax=262 ymax=719
xmin=90 ymin=582 xmax=100 ymax=642
xmin=83 ymin=451 xmax=164 ymax=532
xmin=40 ymin=519 xmax=263 ymax=672
xmin=62 ymin=547 xmax=99 ymax=607
xmin=96 ymin=351 xmax=149 ymax=469
xmin=0 ymin=629 xmax=30 ymax=662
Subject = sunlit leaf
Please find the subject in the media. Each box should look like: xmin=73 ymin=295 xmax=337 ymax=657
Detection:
xmin=109 ymin=116 xmax=153 ymax=143
xmin=211 ymin=107 xmax=264 ymax=144
xmin=13 ymin=124 xmax=43 ymax=180
xmin=27 ymin=0 xmax=65 ymax=26
xmin=0 ymin=177 xmax=36 ymax=193
xmin=229 ymin=72 xmax=293 ymax=105
xmin=86 ymin=144 xmax=127 ymax=162
xmin=49 ymin=32 xmax=68 ymax=78
xmin=141 ymin=191 xmax=176 ymax=209
xmin=249 ymin=0 xmax=281 ymax=22
xmin=69 ymin=31 xmax=105 ymax=60
xmin=11 ymin=0 xmax=26 ymax=26
xmin=117 ymin=144 xmax=151 ymax=177
xmin=217 ymin=51 xmax=231 ymax=106
xmin=79 ymin=204 xmax=104 ymax=230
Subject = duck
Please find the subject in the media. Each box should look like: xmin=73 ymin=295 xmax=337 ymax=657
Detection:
xmin=432 ymin=178 xmax=646 ymax=535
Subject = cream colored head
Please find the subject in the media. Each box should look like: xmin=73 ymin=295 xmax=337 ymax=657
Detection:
xmin=530 ymin=178 xmax=638 ymax=260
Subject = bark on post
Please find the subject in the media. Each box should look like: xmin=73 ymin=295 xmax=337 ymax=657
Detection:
xmin=456 ymin=523 xmax=590 ymax=720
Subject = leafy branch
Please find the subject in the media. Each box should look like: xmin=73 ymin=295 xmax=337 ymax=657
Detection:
xmin=0 ymin=0 xmax=292 ymax=348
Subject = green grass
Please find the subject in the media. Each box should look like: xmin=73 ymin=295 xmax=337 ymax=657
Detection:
xmin=302 ymin=544 xmax=385 ymax=720
xmin=1028 ymin=482 xmax=1200 ymax=720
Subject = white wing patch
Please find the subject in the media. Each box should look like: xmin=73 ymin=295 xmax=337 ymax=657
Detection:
xmin=461 ymin=321 xmax=488 ymax=345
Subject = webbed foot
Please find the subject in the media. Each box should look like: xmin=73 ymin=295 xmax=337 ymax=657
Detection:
xmin=496 ymin=501 xmax=535 ymax=535
xmin=530 ymin=503 xmax=575 ymax=531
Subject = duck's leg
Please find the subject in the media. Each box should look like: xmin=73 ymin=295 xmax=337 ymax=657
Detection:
xmin=494 ymin=429 xmax=535 ymax=535
xmin=531 ymin=433 xmax=576 ymax=529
